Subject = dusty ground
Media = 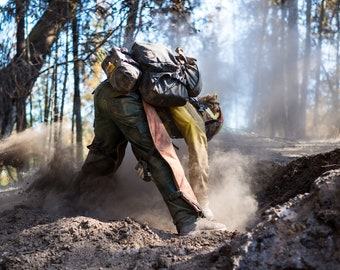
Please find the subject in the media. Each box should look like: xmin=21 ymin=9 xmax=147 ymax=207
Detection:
xmin=0 ymin=130 xmax=340 ymax=269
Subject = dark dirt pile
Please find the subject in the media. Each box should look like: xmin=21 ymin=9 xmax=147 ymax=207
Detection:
xmin=0 ymin=133 xmax=340 ymax=269
xmin=257 ymin=148 xmax=340 ymax=209
xmin=233 ymin=168 xmax=340 ymax=269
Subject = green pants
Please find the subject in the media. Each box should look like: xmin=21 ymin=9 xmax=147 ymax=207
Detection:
xmin=81 ymin=80 xmax=197 ymax=231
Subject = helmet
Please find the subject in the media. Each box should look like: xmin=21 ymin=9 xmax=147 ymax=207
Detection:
xmin=199 ymin=105 xmax=223 ymax=141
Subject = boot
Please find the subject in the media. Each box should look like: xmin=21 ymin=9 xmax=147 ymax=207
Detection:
xmin=179 ymin=218 xmax=227 ymax=236
xmin=166 ymin=196 xmax=226 ymax=235
xmin=166 ymin=196 xmax=198 ymax=233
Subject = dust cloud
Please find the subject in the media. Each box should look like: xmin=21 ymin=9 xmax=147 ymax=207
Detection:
xmin=0 ymin=125 xmax=56 ymax=212
xmin=1 ymin=126 xmax=258 ymax=233
xmin=71 ymin=146 xmax=174 ymax=232
xmin=0 ymin=124 xmax=50 ymax=163
xmin=170 ymin=138 xmax=258 ymax=231
xmin=207 ymin=149 xmax=258 ymax=231
xmin=68 ymin=142 xmax=257 ymax=232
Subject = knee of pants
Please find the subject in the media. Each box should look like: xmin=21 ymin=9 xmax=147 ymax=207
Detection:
xmin=82 ymin=152 xmax=116 ymax=176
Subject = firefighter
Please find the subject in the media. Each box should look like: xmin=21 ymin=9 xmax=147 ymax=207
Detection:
xmin=75 ymin=80 xmax=226 ymax=235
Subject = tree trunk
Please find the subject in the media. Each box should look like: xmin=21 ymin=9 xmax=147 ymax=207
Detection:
xmin=15 ymin=0 xmax=27 ymax=132
xmin=123 ymin=0 xmax=140 ymax=48
xmin=72 ymin=12 xmax=83 ymax=163
xmin=53 ymin=42 xmax=59 ymax=125
xmin=299 ymin=0 xmax=312 ymax=138
xmin=59 ymin=25 xmax=70 ymax=138
xmin=52 ymin=40 xmax=59 ymax=145
xmin=248 ymin=1 xmax=269 ymax=132
xmin=269 ymin=5 xmax=286 ymax=138
xmin=312 ymin=0 xmax=325 ymax=137
xmin=285 ymin=0 xmax=300 ymax=139
xmin=43 ymin=60 xmax=51 ymax=124
xmin=0 ymin=0 xmax=79 ymax=137
xmin=335 ymin=0 xmax=340 ymax=134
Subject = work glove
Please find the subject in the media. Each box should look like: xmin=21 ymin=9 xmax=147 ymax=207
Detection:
xmin=135 ymin=160 xmax=154 ymax=182
xmin=198 ymin=93 xmax=220 ymax=114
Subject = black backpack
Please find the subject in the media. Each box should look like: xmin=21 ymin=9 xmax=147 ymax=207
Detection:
xmin=130 ymin=42 xmax=202 ymax=107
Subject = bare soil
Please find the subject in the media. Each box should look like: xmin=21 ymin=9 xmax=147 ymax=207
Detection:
xmin=1 ymin=131 xmax=340 ymax=269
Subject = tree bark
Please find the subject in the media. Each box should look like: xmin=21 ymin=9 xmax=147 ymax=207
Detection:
xmin=299 ymin=0 xmax=312 ymax=138
xmin=334 ymin=0 xmax=340 ymax=134
xmin=123 ymin=0 xmax=140 ymax=48
xmin=248 ymin=1 xmax=269 ymax=132
xmin=15 ymin=0 xmax=27 ymax=132
xmin=0 ymin=0 xmax=79 ymax=137
xmin=285 ymin=0 xmax=300 ymax=139
xmin=312 ymin=0 xmax=325 ymax=137
xmin=72 ymin=12 xmax=83 ymax=163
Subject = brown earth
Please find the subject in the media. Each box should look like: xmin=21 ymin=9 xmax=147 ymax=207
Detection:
xmin=0 ymin=130 xmax=340 ymax=269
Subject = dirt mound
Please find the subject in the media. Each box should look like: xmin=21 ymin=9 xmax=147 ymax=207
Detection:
xmin=0 ymin=206 xmax=239 ymax=269
xmin=257 ymin=148 xmax=340 ymax=209
xmin=1 ymin=136 xmax=340 ymax=269
xmin=233 ymin=168 xmax=340 ymax=269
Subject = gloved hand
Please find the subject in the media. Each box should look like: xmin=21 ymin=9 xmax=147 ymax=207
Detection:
xmin=135 ymin=161 xmax=153 ymax=182
xmin=198 ymin=93 xmax=220 ymax=114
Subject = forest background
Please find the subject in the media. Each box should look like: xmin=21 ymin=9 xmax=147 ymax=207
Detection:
xmin=0 ymin=0 xmax=339 ymax=184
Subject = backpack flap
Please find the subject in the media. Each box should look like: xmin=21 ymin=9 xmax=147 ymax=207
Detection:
xmin=183 ymin=60 xmax=202 ymax=97
xmin=139 ymin=71 xmax=188 ymax=107
xmin=101 ymin=47 xmax=141 ymax=94
xmin=175 ymin=48 xmax=202 ymax=97
xmin=130 ymin=42 xmax=180 ymax=72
